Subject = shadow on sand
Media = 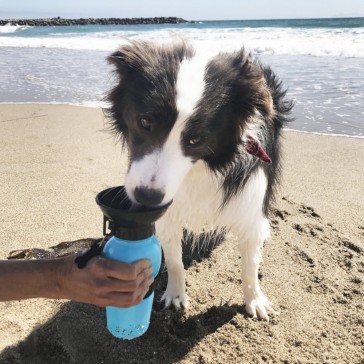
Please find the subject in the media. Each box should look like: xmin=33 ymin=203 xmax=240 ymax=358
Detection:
xmin=1 ymin=229 xmax=247 ymax=363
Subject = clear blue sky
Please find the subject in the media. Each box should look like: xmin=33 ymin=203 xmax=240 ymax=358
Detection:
xmin=1 ymin=0 xmax=364 ymax=20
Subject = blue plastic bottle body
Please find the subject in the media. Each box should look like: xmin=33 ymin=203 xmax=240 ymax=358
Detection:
xmin=102 ymin=235 xmax=161 ymax=340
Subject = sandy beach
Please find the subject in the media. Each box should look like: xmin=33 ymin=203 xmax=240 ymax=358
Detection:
xmin=0 ymin=103 xmax=363 ymax=363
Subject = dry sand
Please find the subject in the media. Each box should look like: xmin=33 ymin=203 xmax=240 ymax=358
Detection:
xmin=0 ymin=104 xmax=363 ymax=364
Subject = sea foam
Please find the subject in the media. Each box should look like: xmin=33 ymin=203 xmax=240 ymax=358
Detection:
xmin=0 ymin=26 xmax=363 ymax=58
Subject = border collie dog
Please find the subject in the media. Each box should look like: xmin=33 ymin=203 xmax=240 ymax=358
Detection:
xmin=106 ymin=41 xmax=292 ymax=320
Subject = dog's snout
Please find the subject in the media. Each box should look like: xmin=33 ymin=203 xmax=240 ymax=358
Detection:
xmin=134 ymin=187 xmax=165 ymax=207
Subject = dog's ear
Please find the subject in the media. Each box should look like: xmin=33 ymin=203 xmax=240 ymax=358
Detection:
xmin=107 ymin=45 xmax=143 ymax=76
xmin=107 ymin=50 xmax=129 ymax=72
xmin=107 ymin=41 xmax=159 ymax=78
xmin=233 ymin=50 xmax=275 ymax=120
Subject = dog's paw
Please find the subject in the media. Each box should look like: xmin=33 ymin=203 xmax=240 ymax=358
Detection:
xmin=245 ymin=293 xmax=276 ymax=321
xmin=161 ymin=288 xmax=188 ymax=309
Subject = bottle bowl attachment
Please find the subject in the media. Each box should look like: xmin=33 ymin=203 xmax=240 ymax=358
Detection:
xmin=96 ymin=186 xmax=171 ymax=228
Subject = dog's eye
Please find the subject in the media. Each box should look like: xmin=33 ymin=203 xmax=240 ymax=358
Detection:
xmin=140 ymin=118 xmax=153 ymax=131
xmin=188 ymin=136 xmax=201 ymax=146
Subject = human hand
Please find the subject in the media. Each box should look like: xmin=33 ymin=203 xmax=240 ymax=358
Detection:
xmin=55 ymin=254 xmax=154 ymax=308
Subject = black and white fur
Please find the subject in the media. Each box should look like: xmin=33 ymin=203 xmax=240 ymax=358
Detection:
xmin=106 ymin=41 xmax=293 ymax=320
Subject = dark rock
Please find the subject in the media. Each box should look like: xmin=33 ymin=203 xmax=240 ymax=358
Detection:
xmin=0 ymin=17 xmax=191 ymax=27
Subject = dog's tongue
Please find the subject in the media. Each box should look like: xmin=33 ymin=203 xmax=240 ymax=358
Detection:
xmin=245 ymin=136 xmax=271 ymax=163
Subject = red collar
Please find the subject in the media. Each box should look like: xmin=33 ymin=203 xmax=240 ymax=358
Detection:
xmin=245 ymin=136 xmax=271 ymax=163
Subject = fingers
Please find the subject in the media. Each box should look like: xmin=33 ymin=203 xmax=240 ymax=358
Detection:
xmin=101 ymin=258 xmax=152 ymax=281
xmin=105 ymin=266 xmax=153 ymax=293
xmin=85 ymin=257 xmax=155 ymax=308
xmin=101 ymin=276 xmax=154 ymax=308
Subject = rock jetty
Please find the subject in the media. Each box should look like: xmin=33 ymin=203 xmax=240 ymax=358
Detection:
xmin=0 ymin=17 xmax=190 ymax=26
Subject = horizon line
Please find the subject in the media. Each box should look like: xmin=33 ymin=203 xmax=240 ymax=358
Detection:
xmin=1 ymin=15 xmax=364 ymax=22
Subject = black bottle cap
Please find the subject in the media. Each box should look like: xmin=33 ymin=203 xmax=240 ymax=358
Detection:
xmin=96 ymin=186 xmax=171 ymax=240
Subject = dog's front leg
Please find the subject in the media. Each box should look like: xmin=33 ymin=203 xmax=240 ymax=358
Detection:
xmin=236 ymin=218 xmax=275 ymax=321
xmin=156 ymin=220 xmax=188 ymax=309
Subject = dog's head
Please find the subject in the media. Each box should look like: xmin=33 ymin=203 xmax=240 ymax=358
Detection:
xmin=106 ymin=41 xmax=274 ymax=207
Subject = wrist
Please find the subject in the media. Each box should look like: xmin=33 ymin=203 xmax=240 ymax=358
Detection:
xmin=33 ymin=257 xmax=71 ymax=300
xmin=47 ymin=256 xmax=73 ymax=300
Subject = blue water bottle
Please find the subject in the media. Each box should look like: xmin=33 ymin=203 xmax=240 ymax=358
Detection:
xmin=96 ymin=186 xmax=170 ymax=340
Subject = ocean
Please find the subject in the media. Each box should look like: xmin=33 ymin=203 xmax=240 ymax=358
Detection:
xmin=0 ymin=18 xmax=363 ymax=137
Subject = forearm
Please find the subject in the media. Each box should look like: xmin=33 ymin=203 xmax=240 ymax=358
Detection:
xmin=0 ymin=259 xmax=63 ymax=301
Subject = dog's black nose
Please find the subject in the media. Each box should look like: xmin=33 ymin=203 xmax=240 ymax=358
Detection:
xmin=134 ymin=187 xmax=165 ymax=207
